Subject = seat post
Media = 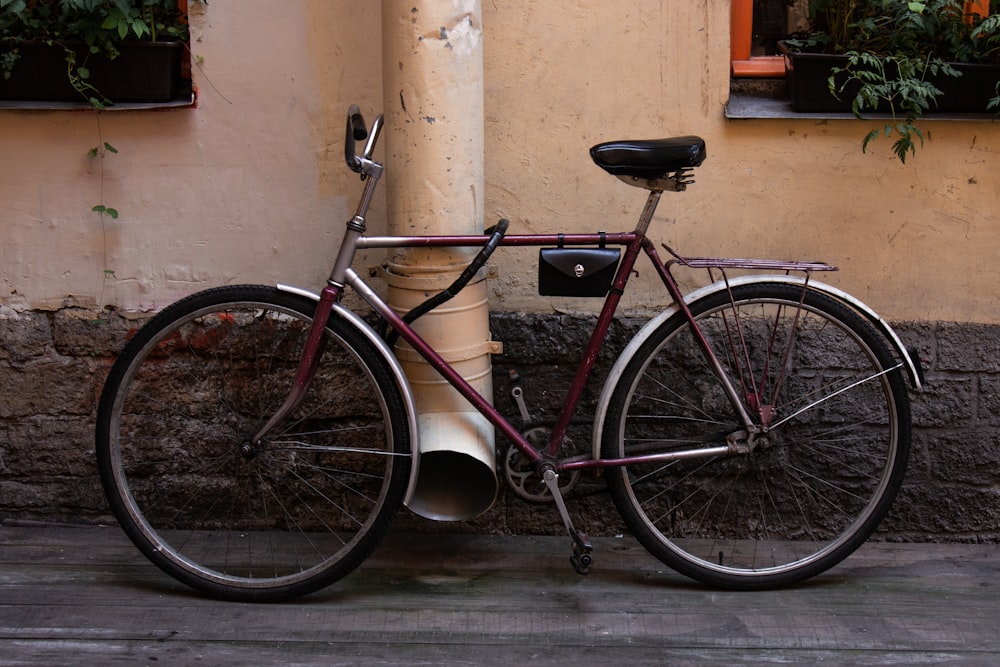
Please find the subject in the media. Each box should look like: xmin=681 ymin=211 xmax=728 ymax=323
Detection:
xmin=634 ymin=189 xmax=663 ymax=236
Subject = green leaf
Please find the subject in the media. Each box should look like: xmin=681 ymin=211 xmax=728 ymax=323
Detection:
xmin=893 ymin=139 xmax=913 ymax=164
xmin=77 ymin=67 xmax=89 ymax=79
xmin=93 ymin=205 xmax=119 ymax=219
xmin=131 ymin=19 xmax=151 ymax=40
xmin=104 ymin=142 xmax=118 ymax=154
xmin=861 ymin=128 xmax=882 ymax=154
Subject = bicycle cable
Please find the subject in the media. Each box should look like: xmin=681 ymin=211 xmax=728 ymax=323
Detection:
xmin=380 ymin=218 xmax=509 ymax=346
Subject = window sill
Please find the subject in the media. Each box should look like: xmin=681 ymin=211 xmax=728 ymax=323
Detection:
xmin=726 ymin=90 xmax=999 ymax=122
xmin=731 ymin=56 xmax=785 ymax=79
xmin=0 ymin=91 xmax=195 ymax=111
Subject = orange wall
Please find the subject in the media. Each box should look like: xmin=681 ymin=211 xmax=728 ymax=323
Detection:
xmin=1 ymin=1 xmax=998 ymax=323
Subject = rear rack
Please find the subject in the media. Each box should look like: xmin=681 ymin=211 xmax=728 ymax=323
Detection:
xmin=663 ymin=244 xmax=837 ymax=273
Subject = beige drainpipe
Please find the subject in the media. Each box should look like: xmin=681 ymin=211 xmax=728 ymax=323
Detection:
xmin=382 ymin=0 xmax=497 ymax=521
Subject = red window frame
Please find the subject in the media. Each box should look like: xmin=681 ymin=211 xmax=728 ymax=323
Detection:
xmin=730 ymin=0 xmax=785 ymax=78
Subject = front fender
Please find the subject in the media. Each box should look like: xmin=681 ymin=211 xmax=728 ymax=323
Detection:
xmin=276 ymin=283 xmax=421 ymax=507
xmin=591 ymin=275 xmax=922 ymax=460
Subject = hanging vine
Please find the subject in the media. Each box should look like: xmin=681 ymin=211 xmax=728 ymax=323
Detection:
xmin=88 ymin=112 xmax=118 ymax=304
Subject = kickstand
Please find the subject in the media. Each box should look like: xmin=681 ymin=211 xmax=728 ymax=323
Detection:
xmin=541 ymin=468 xmax=593 ymax=575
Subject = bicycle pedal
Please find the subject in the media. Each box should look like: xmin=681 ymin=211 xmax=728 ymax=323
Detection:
xmin=570 ymin=531 xmax=593 ymax=575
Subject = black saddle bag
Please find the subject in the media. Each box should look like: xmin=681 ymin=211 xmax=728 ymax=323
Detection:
xmin=538 ymin=237 xmax=621 ymax=297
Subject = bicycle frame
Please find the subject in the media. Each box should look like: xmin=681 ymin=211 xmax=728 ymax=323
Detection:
xmin=260 ymin=111 xmax=920 ymax=481
xmin=353 ymin=225 xmax=761 ymax=470
xmin=276 ymin=221 xmax=828 ymax=479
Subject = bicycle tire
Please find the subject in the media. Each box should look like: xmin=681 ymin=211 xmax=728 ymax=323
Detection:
xmin=601 ymin=282 xmax=910 ymax=589
xmin=95 ymin=285 xmax=411 ymax=602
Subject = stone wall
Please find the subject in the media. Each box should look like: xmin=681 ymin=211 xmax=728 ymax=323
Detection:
xmin=1 ymin=305 xmax=997 ymax=542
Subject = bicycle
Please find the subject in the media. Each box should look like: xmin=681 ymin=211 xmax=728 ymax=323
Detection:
xmin=95 ymin=105 xmax=923 ymax=602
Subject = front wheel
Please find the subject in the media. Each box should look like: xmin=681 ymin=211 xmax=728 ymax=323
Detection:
xmin=95 ymin=285 xmax=411 ymax=602
xmin=601 ymin=283 xmax=911 ymax=589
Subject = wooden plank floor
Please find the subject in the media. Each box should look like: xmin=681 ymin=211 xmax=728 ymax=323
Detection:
xmin=2 ymin=521 xmax=999 ymax=665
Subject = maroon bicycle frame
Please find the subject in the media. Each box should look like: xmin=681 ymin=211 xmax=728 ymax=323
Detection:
xmin=343 ymin=229 xmax=736 ymax=473
xmin=260 ymin=111 xmax=826 ymax=476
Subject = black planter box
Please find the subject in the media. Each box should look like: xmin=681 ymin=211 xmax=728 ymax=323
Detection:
xmin=0 ymin=41 xmax=184 ymax=103
xmin=779 ymin=41 xmax=1000 ymax=114
xmin=935 ymin=62 xmax=1000 ymax=112
xmin=779 ymin=44 xmax=857 ymax=112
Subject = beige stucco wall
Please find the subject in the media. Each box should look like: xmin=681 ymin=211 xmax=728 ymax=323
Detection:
xmin=1 ymin=0 xmax=998 ymax=323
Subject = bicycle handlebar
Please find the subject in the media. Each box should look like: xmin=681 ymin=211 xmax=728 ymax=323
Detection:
xmin=344 ymin=105 xmax=384 ymax=176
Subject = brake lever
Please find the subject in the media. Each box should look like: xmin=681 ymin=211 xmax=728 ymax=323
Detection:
xmin=362 ymin=114 xmax=384 ymax=162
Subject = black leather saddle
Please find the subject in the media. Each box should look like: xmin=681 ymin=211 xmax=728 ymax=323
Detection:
xmin=589 ymin=137 xmax=706 ymax=179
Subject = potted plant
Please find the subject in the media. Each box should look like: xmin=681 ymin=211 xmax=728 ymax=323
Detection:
xmin=0 ymin=0 xmax=190 ymax=106
xmin=780 ymin=0 xmax=1000 ymax=162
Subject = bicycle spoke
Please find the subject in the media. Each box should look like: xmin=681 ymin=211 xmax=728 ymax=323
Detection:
xmin=96 ymin=287 xmax=410 ymax=601
xmin=603 ymin=282 xmax=909 ymax=589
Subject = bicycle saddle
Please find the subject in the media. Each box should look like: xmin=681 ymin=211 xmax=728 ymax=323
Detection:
xmin=589 ymin=137 xmax=706 ymax=179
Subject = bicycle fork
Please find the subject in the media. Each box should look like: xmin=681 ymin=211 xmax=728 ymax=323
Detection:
xmin=249 ymin=283 xmax=340 ymax=447
xmin=251 ymin=117 xmax=384 ymax=446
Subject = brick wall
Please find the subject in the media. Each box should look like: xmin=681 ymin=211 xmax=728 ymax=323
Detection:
xmin=1 ymin=306 xmax=997 ymax=542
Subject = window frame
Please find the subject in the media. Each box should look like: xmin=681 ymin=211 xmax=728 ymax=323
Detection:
xmin=730 ymin=0 xmax=993 ymax=79
xmin=730 ymin=0 xmax=786 ymax=78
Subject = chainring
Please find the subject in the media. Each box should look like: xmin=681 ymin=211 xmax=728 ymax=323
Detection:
xmin=503 ymin=427 xmax=580 ymax=502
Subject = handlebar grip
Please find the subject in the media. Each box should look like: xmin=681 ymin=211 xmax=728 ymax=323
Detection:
xmin=483 ymin=218 xmax=509 ymax=254
xmin=345 ymin=105 xmax=368 ymax=172
xmin=348 ymin=105 xmax=368 ymax=141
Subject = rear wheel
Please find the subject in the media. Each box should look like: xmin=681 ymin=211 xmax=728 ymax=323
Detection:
xmin=602 ymin=283 xmax=910 ymax=589
xmin=96 ymin=285 xmax=411 ymax=601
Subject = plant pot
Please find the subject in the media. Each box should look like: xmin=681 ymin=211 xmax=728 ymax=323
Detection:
xmin=0 ymin=40 xmax=185 ymax=103
xmin=934 ymin=62 xmax=1000 ymax=112
xmin=778 ymin=41 xmax=1000 ymax=114
xmin=779 ymin=42 xmax=867 ymax=112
